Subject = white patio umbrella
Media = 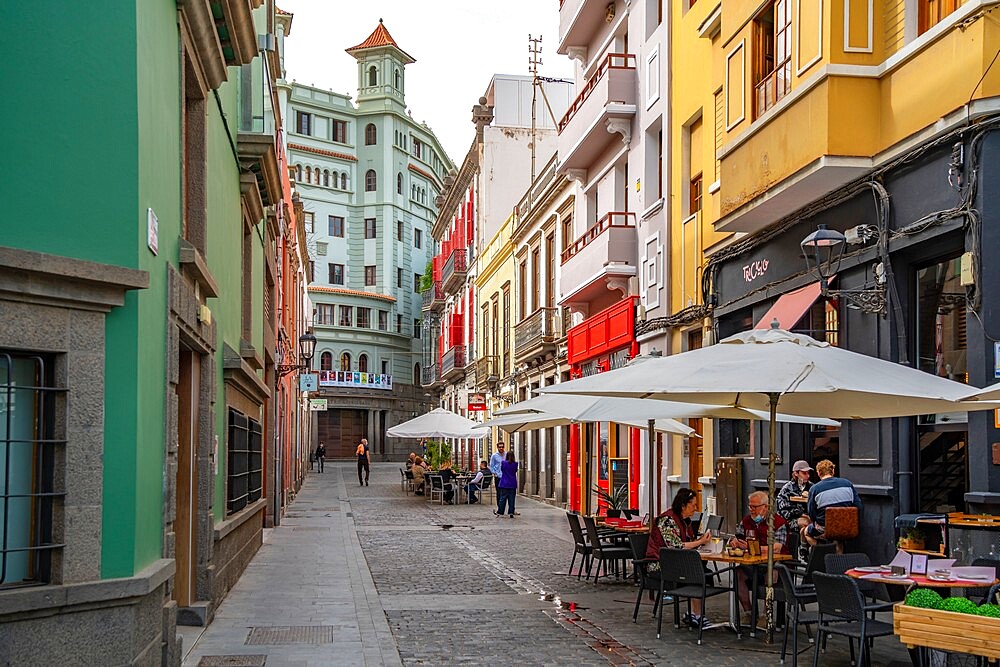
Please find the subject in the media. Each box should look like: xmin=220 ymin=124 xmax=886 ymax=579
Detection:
xmin=959 ymin=381 xmax=1000 ymax=401
xmin=477 ymin=410 xmax=696 ymax=436
xmin=540 ymin=323 xmax=997 ymax=641
xmin=490 ymin=392 xmax=838 ymax=524
xmin=386 ymin=408 xmax=487 ymax=439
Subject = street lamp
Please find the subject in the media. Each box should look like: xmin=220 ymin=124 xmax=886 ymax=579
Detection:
xmin=277 ymin=331 xmax=317 ymax=379
xmin=800 ymin=224 xmax=886 ymax=314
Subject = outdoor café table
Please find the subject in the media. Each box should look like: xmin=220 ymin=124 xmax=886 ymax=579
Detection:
xmin=700 ymin=551 xmax=793 ymax=638
xmin=845 ymin=568 xmax=1000 ymax=591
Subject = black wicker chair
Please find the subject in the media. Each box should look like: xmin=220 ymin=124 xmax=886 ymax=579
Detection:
xmin=657 ymin=547 xmax=733 ymax=644
xmin=824 ymin=553 xmax=894 ymax=613
xmin=811 ymin=572 xmax=894 ymax=667
xmin=777 ymin=563 xmax=819 ymax=666
xmin=565 ymin=513 xmax=593 ymax=580
xmin=628 ymin=533 xmax=659 ymax=622
xmin=583 ymin=515 xmax=631 ymax=583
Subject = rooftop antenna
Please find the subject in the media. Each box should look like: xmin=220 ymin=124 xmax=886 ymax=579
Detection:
xmin=528 ymin=34 xmax=543 ymax=188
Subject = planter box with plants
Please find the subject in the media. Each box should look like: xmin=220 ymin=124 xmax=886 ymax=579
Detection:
xmin=893 ymin=589 xmax=1000 ymax=660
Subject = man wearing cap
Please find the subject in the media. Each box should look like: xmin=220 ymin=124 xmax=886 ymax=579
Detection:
xmin=777 ymin=460 xmax=813 ymax=526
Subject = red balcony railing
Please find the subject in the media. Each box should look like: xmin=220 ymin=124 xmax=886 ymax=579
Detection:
xmin=421 ymin=281 xmax=444 ymax=311
xmin=561 ymin=212 xmax=636 ymax=264
xmin=441 ymin=249 xmax=468 ymax=292
xmin=441 ymin=345 xmax=467 ymax=378
xmin=557 ymin=53 xmax=636 ymax=133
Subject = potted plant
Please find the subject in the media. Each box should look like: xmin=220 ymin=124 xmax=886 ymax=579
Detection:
xmin=425 ymin=440 xmax=452 ymax=469
xmin=898 ymin=527 xmax=926 ymax=551
xmin=594 ymin=483 xmax=629 ymax=518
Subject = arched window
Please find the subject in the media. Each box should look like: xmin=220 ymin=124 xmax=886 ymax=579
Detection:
xmin=368 ymin=65 xmax=377 ymax=86
xmin=305 ymin=166 xmax=312 ymax=183
xmin=365 ymin=123 xmax=377 ymax=146
xmin=340 ymin=173 xmax=347 ymax=190
xmin=294 ymin=164 xmax=302 ymax=181
xmin=320 ymin=351 xmax=333 ymax=371
xmin=358 ymin=354 xmax=369 ymax=373
xmin=331 ymin=170 xmax=338 ymax=187
xmin=314 ymin=166 xmax=321 ymax=184
xmin=411 ymin=184 xmax=416 ymax=199
xmin=394 ymin=69 xmax=401 ymax=89
xmin=323 ymin=170 xmax=330 ymax=187
xmin=413 ymin=363 xmax=420 ymax=382
xmin=340 ymin=352 xmax=351 ymax=371
xmin=397 ymin=173 xmax=403 ymax=194
xmin=365 ymin=170 xmax=377 ymax=192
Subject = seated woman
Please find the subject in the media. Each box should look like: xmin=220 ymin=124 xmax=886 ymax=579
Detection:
xmin=438 ymin=460 xmax=458 ymax=504
xmin=411 ymin=456 xmax=428 ymax=494
xmin=645 ymin=487 xmax=712 ymax=628
xmin=728 ymin=490 xmax=786 ymax=628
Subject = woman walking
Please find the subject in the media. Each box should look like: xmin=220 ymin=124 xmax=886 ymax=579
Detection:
xmin=495 ymin=451 xmax=519 ymax=518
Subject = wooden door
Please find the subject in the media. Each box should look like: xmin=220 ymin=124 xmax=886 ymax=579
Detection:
xmin=174 ymin=349 xmax=199 ymax=608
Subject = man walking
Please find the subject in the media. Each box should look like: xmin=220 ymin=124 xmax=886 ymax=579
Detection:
xmin=489 ymin=441 xmax=505 ymax=514
xmin=315 ymin=442 xmax=326 ymax=473
xmin=356 ymin=437 xmax=371 ymax=486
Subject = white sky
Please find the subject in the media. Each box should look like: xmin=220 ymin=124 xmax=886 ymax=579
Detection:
xmin=278 ymin=1 xmax=574 ymax=163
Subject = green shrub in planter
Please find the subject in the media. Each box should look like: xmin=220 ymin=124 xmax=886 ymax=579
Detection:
xmin=938 ymin=597 xmax=980 ymax=615
xmin=905 ymin=588 xmax=943 ymax=609
xmin=977 ymin=603 xmax=1000 ymax=618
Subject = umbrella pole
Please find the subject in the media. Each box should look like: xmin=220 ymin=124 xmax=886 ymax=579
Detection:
xmin=647 ymin=419 xmax=655 ymax=520
xmin=765 ymin=392 xmax=779 ymax=644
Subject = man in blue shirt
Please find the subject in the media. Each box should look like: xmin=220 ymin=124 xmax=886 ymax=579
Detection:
xmin=489 ymin=441 xmax=505 ymax=514
xmin=802 ymin=459 xmax=862 ymax=547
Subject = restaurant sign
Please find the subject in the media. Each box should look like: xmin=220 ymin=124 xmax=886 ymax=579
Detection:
xmin=468 ymin=393 xmax=487 ymax=411
xmin=318 ymin=371 xmax=393 ymax=390
xmin=309 ymin=398 xmax=328 ymax=411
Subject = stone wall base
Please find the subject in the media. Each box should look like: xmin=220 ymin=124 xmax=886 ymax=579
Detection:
xmin=209 ymin=500 xmax=264 ymax=613
xmin=0 ymin=560 xmax=178 ymax=666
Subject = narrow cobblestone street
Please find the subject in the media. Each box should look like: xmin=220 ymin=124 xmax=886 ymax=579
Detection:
xmin=181 ymin=463 xmax=914 ymax=666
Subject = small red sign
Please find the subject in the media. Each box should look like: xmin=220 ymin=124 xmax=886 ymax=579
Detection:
xmin=468 ymin=393 xmax=487 ymax=411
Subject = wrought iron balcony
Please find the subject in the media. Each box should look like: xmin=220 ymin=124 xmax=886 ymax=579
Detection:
xmin=514 ymin=307 xmax=564 ymax=364
xmin=441 ymin=249 xmax=467 ymax=294
xmin=421 ymin=281 xmax=445 ymax=312
xmin=440 ymin=345 xmax=467 ymax=381
xmin=474 ymin=356 xmax=500 ymax=390
xmin=420 ymin=363 xmax=440 ymax=388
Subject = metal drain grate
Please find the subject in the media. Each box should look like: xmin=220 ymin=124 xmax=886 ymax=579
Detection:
xmin=198 ymin=656 xmax=267 ymax=667
xmin=245 ymin=626 xmax=336 ymax=645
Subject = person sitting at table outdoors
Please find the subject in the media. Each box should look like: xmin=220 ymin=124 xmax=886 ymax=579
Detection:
xmin=645 ymin=487 xmax=713 ymax=628
xmin=405 ymin=452 xmax=416 ymax=470
xmin=729 ymin=491 xmax=787 ymax=628
xmin=464 ymin=460 xmax=489 ymax=504
xmin=777 ymin=460 xmax=813 ymax=560
xmin=438 ymin=460 xmax=459 ymax=504
xmin=411 ymin=455 xmax=429 ymax=495
xmin=801 ymin=459 xmax=862 ymax=547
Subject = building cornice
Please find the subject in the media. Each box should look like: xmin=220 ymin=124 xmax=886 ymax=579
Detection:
xmin=308 ymin=286 xmax=397 ymax=302
xmin=288 ymin=143 xmax=357 ymax=162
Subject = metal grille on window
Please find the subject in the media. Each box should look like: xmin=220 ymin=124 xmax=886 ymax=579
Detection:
xmin=227 ymin=409 xmax=263 ymax=514
xmin=1 ymin=352 xmax=66 ymax=587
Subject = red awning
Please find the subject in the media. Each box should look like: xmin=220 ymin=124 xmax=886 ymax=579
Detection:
xmin=755 ymin=280 xmax=826 ymax=330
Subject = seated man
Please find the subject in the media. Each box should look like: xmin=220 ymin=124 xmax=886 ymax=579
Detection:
xmin=405 ymin=452 xmax=416 ymax=470
xmin=777 ymin=460 xmax=814 ymax=560
xmin=802 ymin=459 xmax=862 ymax=547
xmin=729 ymin=491 xmax=787 ymax=628
xmin=464 ymin=461 xmax=489 ymax=504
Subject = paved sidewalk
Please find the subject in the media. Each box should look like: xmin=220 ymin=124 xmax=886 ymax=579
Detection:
xmin=183 ymin=462 xmax=915 ymax=666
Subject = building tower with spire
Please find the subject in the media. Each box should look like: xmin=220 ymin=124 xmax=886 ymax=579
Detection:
xmin=286 ymin=21 xmax=453 ymax=459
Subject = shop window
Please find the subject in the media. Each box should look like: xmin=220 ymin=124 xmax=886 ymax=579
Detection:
xmin=0 ymin=352 xmax=59 ymax=586
xmin=226 ymin=409 xmax=262 ymax=515
xmin=320 ymin=351 xmax=333 ymax=371
xmin=919 ymin=0 xmax=960 ymax=35
xmin=752 ymin=0 xmax=792 ymax=118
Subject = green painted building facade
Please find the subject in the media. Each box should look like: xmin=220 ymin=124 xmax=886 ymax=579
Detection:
xmin=0 ymin=2 xmax=292 ymax=664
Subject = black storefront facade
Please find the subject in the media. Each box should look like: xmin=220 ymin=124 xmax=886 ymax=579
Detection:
xmin=707 ymin=120 xmax=1000 ymax=562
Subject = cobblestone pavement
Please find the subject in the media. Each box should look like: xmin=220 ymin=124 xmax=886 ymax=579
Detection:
xmin=183 ymin=463 xmax=917 ymax=666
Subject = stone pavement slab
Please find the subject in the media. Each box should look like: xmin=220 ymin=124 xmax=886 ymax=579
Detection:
xmin=184 ymin=463 xmax=919 ymax=666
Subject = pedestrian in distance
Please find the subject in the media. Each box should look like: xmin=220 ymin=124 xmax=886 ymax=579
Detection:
xmin=489 ymin=440 xmax=506 ymax=515
xmin=315 ymin=442 xmax=326 ymax=473
xmin=495 ymin=450 xmax=518 ymax=518
xmin=356 ymin=438 xmax=371 ymax=486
